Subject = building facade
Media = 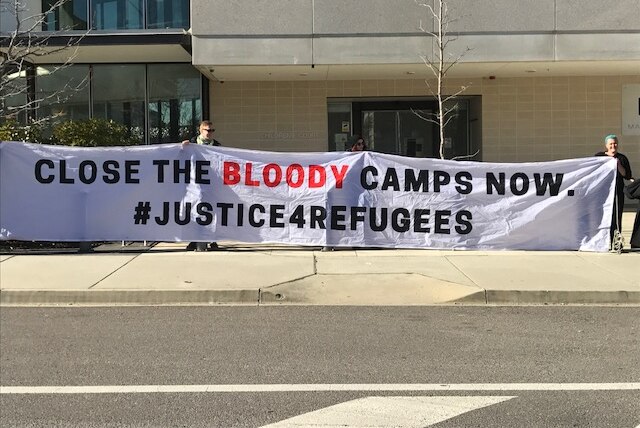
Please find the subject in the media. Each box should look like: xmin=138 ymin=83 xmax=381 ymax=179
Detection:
xmin=2 ymin=0 xmax=640 ymax=167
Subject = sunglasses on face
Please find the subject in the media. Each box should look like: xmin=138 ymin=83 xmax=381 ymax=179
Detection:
xmin=203 ymin=128 xmax=215 ymax=133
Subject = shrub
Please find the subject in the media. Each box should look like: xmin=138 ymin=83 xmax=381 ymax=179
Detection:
xmin=0 ymin=120 xmax=45 ymax=143
xmin=52 ymin=118 xmax=139 ymax=147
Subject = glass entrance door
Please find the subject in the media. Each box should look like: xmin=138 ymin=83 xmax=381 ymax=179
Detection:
xmin=361 ymin=109 xmax=436 ymax=157
xmin=329 ymin=98 xmax=479 ymax=158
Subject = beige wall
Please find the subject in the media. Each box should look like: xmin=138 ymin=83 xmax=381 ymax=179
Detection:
xmin=210 ymin=75 xmax=640 ymax=169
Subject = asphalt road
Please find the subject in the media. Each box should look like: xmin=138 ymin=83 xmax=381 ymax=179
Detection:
xmin=1 ymin=306 xmax=639 ymax=427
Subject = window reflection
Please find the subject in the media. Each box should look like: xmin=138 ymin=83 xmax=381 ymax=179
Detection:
xmin=92 ymin=65 xmax=146 ymax=143
xmin=42 ymin=0 xmax=88 ymax=30
xmin=147 ymin=0 xmax=189 ymax=29
xmin=91 ymin=0 xmax=144 ymax=30
xmin=148 ymin=64 xmax=201 ymax=143
xmin=36 ymin=66 xmax=91 ymax=127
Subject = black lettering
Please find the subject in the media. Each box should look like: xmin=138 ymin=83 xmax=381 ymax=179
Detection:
xmin=330 ymin=206 xmax=347 ymax=231
xmin=369 ymin=207 xmax=388 ymax=232
xmin=435 ymin=210 xmax=451 ymax=234
xmin=153 ymin=160 xmax=169 ymax=183
xmin=455 ymin=171 xmax=473 ymax=194
xmin=350 ymin=206 xmax=366 ymax=230
xmin=534 ymin=172 xmax=563 ymax=196
xmin=237 ymin=203 xmax=244 ymax=226
xmin=125 ymin=160 xmax=140 ymax=184
xmin=175 ymin=202 xmax=191 ymax=225
xmin=455 ymin=210 xmax=473 ymax=234
xmin=79 ymin=160 xmax=97 ymax=184
xmin=102 ymin=160 xmax=120 ymax=184
xmin=486 ymin=172 xmax=506 ymax=195
xmin=413 ymin=209 xmax=430 ymax=232
xmin=290 ymin=205 xmax=306 ymax=228
xmin=196 ymin=202 xmax=213 ymax=225
xmin=310 ymin=206 xmax=327 ymax=229
xmin=270 ymin=204 xmax=285 ymax=228
xmin=433 ymin=170 xmax=450 ymax=192
xmin=404 ymin=169 xmax=429 ymax=192
xmin=249 ymin=204 xmax=265 ymax=227
xmin=154 ymin=202 xmax=169 ymax=225
xmin=391 ymin=208 xmax=411 ymax=232
xmin=510 ymin=172 xmax=529 ymax=196
xmin=59 ymin=159 xmax=74 ymax=184
xmin=35 ymin=159 xmax=54 ymax=184
xmin=361 ymin=166 xmax=378 ymax=190
xmin=381 ymin=168 xmax=400 ymax=191
xmin=195 ymin=160 xmax=211 ymax=184
xmin=216 ymin=203 xmax=233 ymax=226
xmin=173 ymin=160 xmax=190 ymax=184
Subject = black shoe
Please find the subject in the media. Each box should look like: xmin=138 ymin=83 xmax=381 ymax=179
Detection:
xmin=186 ymin=242 xmax=197 ymax=251
xmin=209 ymin=242 xmax=219 ymax=251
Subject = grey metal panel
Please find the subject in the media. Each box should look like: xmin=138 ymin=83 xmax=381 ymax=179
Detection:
xmin=192 ymin=37 xmax=313 ymax=65
xmin=445 ymin=0 xmax=555 ymax=32
xmin=191 ymin=0 xmax=312 ymax=36
xmin=556 ymin=0 xmax=640 ymax=31
xmin=556 ymin=34 xmax=640 ymax=60
xmin=313 ymin=0 xmax=429 ymax=34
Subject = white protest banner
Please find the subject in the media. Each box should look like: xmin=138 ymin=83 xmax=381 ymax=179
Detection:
xmin=0 ymin=142 xmax=616 ymax=251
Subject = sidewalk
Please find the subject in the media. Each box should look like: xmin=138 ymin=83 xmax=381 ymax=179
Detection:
xmin=1 ymin=212 xmax=638 ymax=306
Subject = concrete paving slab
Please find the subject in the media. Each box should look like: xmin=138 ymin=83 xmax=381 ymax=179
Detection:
xmin=93 ymin=252 xmax=315 ymax=290
xmin=447 ymin=254 xmax=640 ymax=291
xmin=316 ymin=255 xmax=476 ymax=287
xmin=260 ymin=273 xmax=485 ymax=305
xmin=575 ymin=253 xmax=640 ymax=286
xmin=0 ymin=254 xmax=137 ymax=289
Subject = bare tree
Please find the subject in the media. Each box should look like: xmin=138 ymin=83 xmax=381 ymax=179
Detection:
xmin=414 ymin=0 xmax=473 ymax=160
xmin=0 ymin=0 xmax=87 ymax=125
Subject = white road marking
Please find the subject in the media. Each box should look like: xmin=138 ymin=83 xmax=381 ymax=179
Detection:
xmin=1 ymin=383 xmax=639 ymax=394
xmin=259 ymin=396 xmax=515 ymax=428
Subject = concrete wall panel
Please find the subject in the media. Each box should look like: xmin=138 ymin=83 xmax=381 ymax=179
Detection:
xmin=556 ymin=34 xmax=640 ymax=60
xmin=446 ymin=0 xmax=555 ymax=32
xmin=557 ymin=0 xmax=640 ymax=31
xmin=312 ymin=34 xmax=554 ymax=65
xmin=192 ymin=0 xmax=312 ymax=35
xmin=314 ymin=0 xmax=428 ymax=34
xmin=192 ymin=38 xmax=313 ymax=65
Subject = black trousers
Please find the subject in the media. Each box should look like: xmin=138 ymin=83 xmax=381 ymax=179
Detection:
xmin=631 ymin=206 xmax=640 ymax=249
xmin=609 ymin=191 xmax=625 ymax=242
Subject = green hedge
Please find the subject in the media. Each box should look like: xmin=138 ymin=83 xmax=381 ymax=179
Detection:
xmin=0 ymin=120 xmax=45 ymax=143
xmin=0 ymin=118 xmax=138 ymax=146
xmin=52 ymin=119 xmax=138 ymax=146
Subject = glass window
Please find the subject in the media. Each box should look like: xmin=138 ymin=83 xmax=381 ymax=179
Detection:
xmin=36 ymin=65 xmax=90 ymax=126
xmin=42 ymin=0 xmax=88 ymax=30
xmin=327 ymin=102 xmax=352 ymax=151
xmin=1 ymin=70 xmax=28 ymax=124
xmin=91 ymin=0 xmax=143 ymax=30
xmin=148 ymin=64 xmax=201 ymax=144
xmin=92 ymin=64 xmax=146 ymax=143
xmin=147 ymin=0 xmax=189 ymax=29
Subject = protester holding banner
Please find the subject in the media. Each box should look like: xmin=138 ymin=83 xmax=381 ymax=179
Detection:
xmin=595 ymin=134 xmax=633 ymax=249
xmin=182 ymin=120 xmax=220 ymax=147
xmin=349 ymin=135 xmax=367 ymax=152
xmin=183 ymin=120 xmax=220 ymax=251
xmin=625 ymin=178 xmax=640 ymax=250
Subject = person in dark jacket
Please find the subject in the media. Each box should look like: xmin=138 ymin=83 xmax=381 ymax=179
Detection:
xmin=183 ymin=120 xmax=220 ymax=251
xmin=182 ymin=120 xmax=220 ymax=147
xmin=595 ymin=134 xmax=632 ymax=248
xmin=625 ymin=179 xmax=640 ymax=250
